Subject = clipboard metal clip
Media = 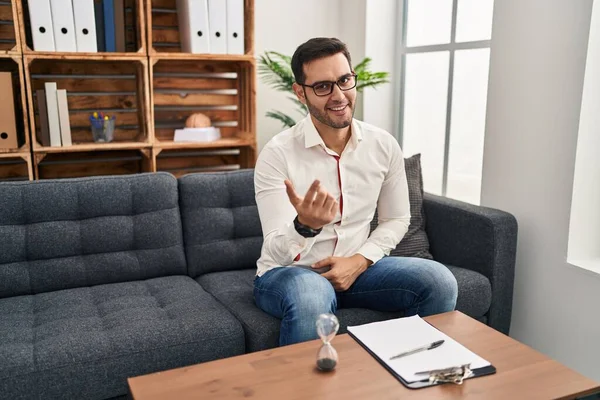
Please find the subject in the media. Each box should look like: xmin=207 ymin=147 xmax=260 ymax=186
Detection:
xmin=414 ymin=363 xmax=474 ymax=385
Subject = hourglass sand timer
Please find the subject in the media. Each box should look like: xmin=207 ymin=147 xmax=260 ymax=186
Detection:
xmin=316 ymin=313 xmax=340 ymax=372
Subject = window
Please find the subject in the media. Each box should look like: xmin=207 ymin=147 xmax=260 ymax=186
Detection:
xmin=567 ymin=0 xmax=600 ymax=274
xmin=398 ymin=0 xmax=494 ymax=204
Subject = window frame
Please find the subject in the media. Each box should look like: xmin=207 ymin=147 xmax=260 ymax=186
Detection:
xmin=395 ymin=0 xmax=492 ymax=196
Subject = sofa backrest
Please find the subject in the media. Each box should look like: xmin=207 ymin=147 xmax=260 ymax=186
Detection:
xmin=178 ymin=169 xmax=262 ymax=277
xmin=0 ymin=173 xmax=187 ymax=299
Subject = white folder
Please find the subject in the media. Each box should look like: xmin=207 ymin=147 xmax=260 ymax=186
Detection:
xmin=188 ymin=0 xmax=211 ymax=53
xmin=50 ymin=0 xmax=78 ymax=52
xmin=44 ymin=82 xmax=62 ymax=147
xmin=176 ymin=0 xmax=191 ymax=52
xmin=226 ymin=0 xmax=244 ymax=54
xmin=72 ymin=0 xmax=97 ymax=52
xmin=56 ymin=90 xmax=72 ymax=146
xmin=207 ymin=0 xmax=227 ymax=54
xmin=176 ymin=0 xmax=210 ymax=53
xmin=28 ymin=0 xmax=56 ymax=51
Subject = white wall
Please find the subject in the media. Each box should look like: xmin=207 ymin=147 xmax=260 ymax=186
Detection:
xmin=481 ymin=0 xmax=600 ymax=381
xmin=568 ymin=0 xmax=600 ymax=266
xmin=363 ymin=0 xmax=398 ymax=134
xmin=339 ymin=0 xmax=366 ymax=73
xmin=255 ymin=0 xmax=342 ymax=151
xmin=340 ymin=0 xmax=366 ymax=121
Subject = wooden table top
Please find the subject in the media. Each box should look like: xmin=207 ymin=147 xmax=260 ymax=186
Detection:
xmin=128 ymin=311 xmax=600 ymax=399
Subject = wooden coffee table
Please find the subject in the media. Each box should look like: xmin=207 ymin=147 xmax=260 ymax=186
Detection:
xmin=128 ymin=311 xmax=600 ymax=399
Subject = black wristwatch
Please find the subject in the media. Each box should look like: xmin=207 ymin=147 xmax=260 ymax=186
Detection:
xmin=293 ymin=216 xmax=322 ymax=238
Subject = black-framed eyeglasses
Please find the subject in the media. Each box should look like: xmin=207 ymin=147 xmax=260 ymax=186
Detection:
xmin=300 ymin=73 xmax=357 ymax=97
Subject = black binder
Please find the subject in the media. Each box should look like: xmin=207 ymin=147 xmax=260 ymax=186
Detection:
xmin=348 ymin=330 xmax=497 ymax=389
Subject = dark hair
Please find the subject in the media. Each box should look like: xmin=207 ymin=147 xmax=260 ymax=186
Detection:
xmin=291 ymin=37 xmax=352 ymax=84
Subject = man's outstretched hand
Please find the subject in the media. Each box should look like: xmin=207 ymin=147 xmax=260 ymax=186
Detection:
xmin=285 ymin=179 xmax=338 ymax=230
xmin=312 ymin=255 xmax=372 ymax=291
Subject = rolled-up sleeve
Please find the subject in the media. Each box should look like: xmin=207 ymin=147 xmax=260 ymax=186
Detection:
xmin=255 ymin=145 xmax=317 ymax=266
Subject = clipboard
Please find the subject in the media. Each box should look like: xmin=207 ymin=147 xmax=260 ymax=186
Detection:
xmin=348 ymin=330 xmax=496 ymax=389
xmin=348 ymin=316 xmax=496 ymax=389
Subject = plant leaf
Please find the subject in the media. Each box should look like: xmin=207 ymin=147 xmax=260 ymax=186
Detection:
xmin=353 ymin=57 xmax=372 ymax=74
xmin=266 ymin=110 xmax=297 ymax=128
xmin=258 ymin=51 xmax=295 ymax=92
xmin=356 ymin=78 xmax=390 ymax=92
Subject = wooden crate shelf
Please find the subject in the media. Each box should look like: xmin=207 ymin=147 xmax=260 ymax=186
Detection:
xmin=34 ymin=148 xmax=152 ymax=179
xmin=24 ymin=55 xmax=151 ymax=150
xmin=147 ymin=52 xmax=255 ymax=62
xmin=154 ymin=136 xmax=253 ymax=149
xmin=32 ymin=141 xmax=151 ymax=154
xmin=2 ymin=0 xmax=257 ymax=181
xmin=149 ymin=56 xmax=256 ymax=160
xmin=0 ymin=151 xmax=32 ymax=180
xmin=147 ymin=0 xmax=254 ymax=56
xmin=154 ymin=147 xmax=242 ymax=178
xmin=17 ymin=0 xmax=146 ymax=56
xmin=0 ymin=1 xmax=21 ymax=54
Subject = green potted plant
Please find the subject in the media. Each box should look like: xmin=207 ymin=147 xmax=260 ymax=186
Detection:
xmin=258 ymin=51 xmax=390 ymax=128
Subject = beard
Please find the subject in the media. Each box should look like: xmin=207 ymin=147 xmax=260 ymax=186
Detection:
xmin=305 ymin=97 xmax=355 ymax=129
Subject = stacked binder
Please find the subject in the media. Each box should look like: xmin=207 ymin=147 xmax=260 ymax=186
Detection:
xmin=176 ymin=0 xmax=245 ymax=54
xmin=0 ymin=72 xmax=19 ymax=150
xmin=28 ymin=0 xmax=127 ymax=52
xmin=36 ymin=83 xmax=72 ymax=147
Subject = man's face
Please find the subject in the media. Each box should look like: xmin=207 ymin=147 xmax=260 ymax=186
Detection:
xmin=294 ymin=53 xmax=357 ymax=130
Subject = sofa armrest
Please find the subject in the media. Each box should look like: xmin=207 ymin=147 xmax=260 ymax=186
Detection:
xmin=423 ymin=193 xmax=518 ymax=334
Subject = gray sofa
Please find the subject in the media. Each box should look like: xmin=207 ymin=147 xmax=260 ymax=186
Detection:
xmin=0 ymin=170 xmax=517 ymax=400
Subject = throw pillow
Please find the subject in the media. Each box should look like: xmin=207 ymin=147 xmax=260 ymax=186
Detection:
xmin=369 ymin=153 xmax=433 ymax=259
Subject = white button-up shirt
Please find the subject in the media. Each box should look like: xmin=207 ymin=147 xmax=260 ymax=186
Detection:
xmin=254 ymin=115 xmax=410 ymax=277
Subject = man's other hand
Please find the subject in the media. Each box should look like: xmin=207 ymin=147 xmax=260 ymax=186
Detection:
xmin=312 ymin=254 xmax=371 ymax=291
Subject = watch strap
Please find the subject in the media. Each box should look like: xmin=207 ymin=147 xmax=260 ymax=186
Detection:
xmin=293 ymin=216 xmax=322 ymax=238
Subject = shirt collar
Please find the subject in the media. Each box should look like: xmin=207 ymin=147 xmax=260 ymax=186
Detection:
xmin=302 ymin=114 xmax=363 ymax=150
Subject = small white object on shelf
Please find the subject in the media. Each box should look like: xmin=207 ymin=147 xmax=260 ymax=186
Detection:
xmin=174 ymin=127 xmax=221 ymax=142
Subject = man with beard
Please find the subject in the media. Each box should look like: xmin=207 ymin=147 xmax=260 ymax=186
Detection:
xmin=254 ymin=37 xmax=458 ymax=346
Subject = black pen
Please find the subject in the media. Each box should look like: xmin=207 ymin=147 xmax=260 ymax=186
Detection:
xmin=389 ymin=340 xmax=445 ymax=361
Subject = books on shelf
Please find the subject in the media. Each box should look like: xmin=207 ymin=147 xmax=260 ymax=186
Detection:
xmin=114 ymin=0 xmax=126 ymax=52
xmin=102 ymin=0 xmax=116 ymax=52
xmin=226 ymin=0 xmax=245 ymax=55
xmin=176 ymin=0 xmax=210 ymax=53
xmin=44 ymin=82 xmax=62 ymax=146
xmin=176 ymin=0 xmax=245 ymax=54
xmin=27 ymin=0 xmax=129 ymax=53
xmin=73 ymin=0 xmax=99 ymax=52
xmin=37 ymin=83 xmax=72 ymax=147
xmin=50 ymin=0 xmax=78 ymax=52
xmin=35 ymin=89 xmax=51 ymax=147
xmin=56 ymin=90 xmax=72 ymax=146
xmin=26 ymin=0 xmax=247 ymax=54
xmin=28 ymin=0 xmax=56 ymax=51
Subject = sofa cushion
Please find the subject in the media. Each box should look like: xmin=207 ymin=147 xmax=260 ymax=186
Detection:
xmin=0 ymin=276 xmax=245 ymax=400
xmin=446 ymin=265 xmax=492 ymax=319
xmin=178 ymin=170 xmax=263 ymax=277
xmin=0 ymin=173 xmax=187 ymax=299
xmin=371 ymin=154 xmax=433 ymax=259
xmin=196 ymin=269 xmax=402 ymax=352
xmin=197 ymin=265 xmax=491 ymax=352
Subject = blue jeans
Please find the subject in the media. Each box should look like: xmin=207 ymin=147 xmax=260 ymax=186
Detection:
xmin=253 ymin=256 xmax=458 ymax=346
